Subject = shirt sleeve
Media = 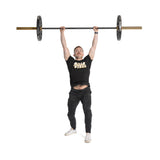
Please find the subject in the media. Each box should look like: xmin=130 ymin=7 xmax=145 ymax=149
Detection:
xmin=66 ymin=56 xmax=74 ymax=70
xmin=84 ymin=54 xmax=92 ymax=63
xmin=66 ymin=56 xmax=74 ymax=64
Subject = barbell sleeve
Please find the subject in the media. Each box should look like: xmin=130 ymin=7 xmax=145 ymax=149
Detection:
xmin=16 ymin=27 xmax=37 ymax=30
xmin=122 ymin=26 xmax=142 ymax=30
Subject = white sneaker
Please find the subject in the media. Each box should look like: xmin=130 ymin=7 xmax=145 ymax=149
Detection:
xmin=85 ymin=133 xmax=91 ymax=143
xmin=65 ymin=128 xmax=77 ymax=136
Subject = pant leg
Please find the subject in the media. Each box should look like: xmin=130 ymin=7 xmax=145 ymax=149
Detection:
xmin=81 ymin=89 xmax=92 ymax=133
xmin=67 ymin=92 xmax=80 ymax=130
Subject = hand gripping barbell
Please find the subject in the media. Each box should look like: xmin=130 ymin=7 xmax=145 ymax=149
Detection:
xmin=16 ymin=15 xmax=142 ymax=41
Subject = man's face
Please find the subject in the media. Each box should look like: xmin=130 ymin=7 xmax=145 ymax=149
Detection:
xmin=74 ymin=47 xmax=84 ymax=60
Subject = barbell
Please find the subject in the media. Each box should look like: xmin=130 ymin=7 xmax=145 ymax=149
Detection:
xmin=16 ymin=15 xmax=142 ymax=41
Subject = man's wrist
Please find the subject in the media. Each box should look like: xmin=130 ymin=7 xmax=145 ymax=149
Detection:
xmin=94 ymin=32 xmax=98 ymax=34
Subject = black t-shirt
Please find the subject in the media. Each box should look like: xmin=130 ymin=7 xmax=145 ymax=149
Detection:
xmin=66 ymin=55 xmax=92 ymax=87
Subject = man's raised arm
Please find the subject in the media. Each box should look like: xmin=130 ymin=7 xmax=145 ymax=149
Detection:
xmin=89 ymin=26 xmax=98 ymax=60
xmin=60 ymin=26 xmax=70 ymax=61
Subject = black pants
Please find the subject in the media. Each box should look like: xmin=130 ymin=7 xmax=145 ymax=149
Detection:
xmin=67 ymin=87 xmax=92 ymax=133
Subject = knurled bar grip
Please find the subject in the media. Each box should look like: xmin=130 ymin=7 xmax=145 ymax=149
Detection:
xmin=42 ymin=27 xmax=117 ymax=29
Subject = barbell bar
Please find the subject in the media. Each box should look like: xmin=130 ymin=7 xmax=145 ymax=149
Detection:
xmin=16 ymin=15 xmax=142 ymax=41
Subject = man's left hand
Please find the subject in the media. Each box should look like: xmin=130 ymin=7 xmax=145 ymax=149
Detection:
xmin=93 ymin=26 xmax=98 ymax=32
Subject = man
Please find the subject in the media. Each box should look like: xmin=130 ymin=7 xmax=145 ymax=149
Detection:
xmin=60 ymin=26 xmax=98 ymax=143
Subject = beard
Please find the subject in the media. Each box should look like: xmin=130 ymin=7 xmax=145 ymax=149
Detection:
xmin=75 ymin=54 xmax=83 ymax=60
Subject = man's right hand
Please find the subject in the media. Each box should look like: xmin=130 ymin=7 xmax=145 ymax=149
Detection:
xmin=60 ymin=26 xmax=65 ymax=33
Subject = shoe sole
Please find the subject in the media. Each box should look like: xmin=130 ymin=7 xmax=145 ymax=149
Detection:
xmin=85 ymin=140 xmax=91 ymax=143
xmin=65 ymin=132 xmax=77 ymax=136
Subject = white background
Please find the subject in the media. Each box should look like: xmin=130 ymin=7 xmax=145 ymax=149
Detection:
xmin=0 ymin=0 xmax=160 ymax=159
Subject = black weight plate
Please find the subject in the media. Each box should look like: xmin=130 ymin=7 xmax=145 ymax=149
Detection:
xmin=117 ymin=15 xmax=122 ymax=41
xmin=37 ymin=16 xmax=42 ymax=41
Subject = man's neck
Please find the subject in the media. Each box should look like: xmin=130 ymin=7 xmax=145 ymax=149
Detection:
xmin=75 ymin=58 xmax=83 ymax=61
